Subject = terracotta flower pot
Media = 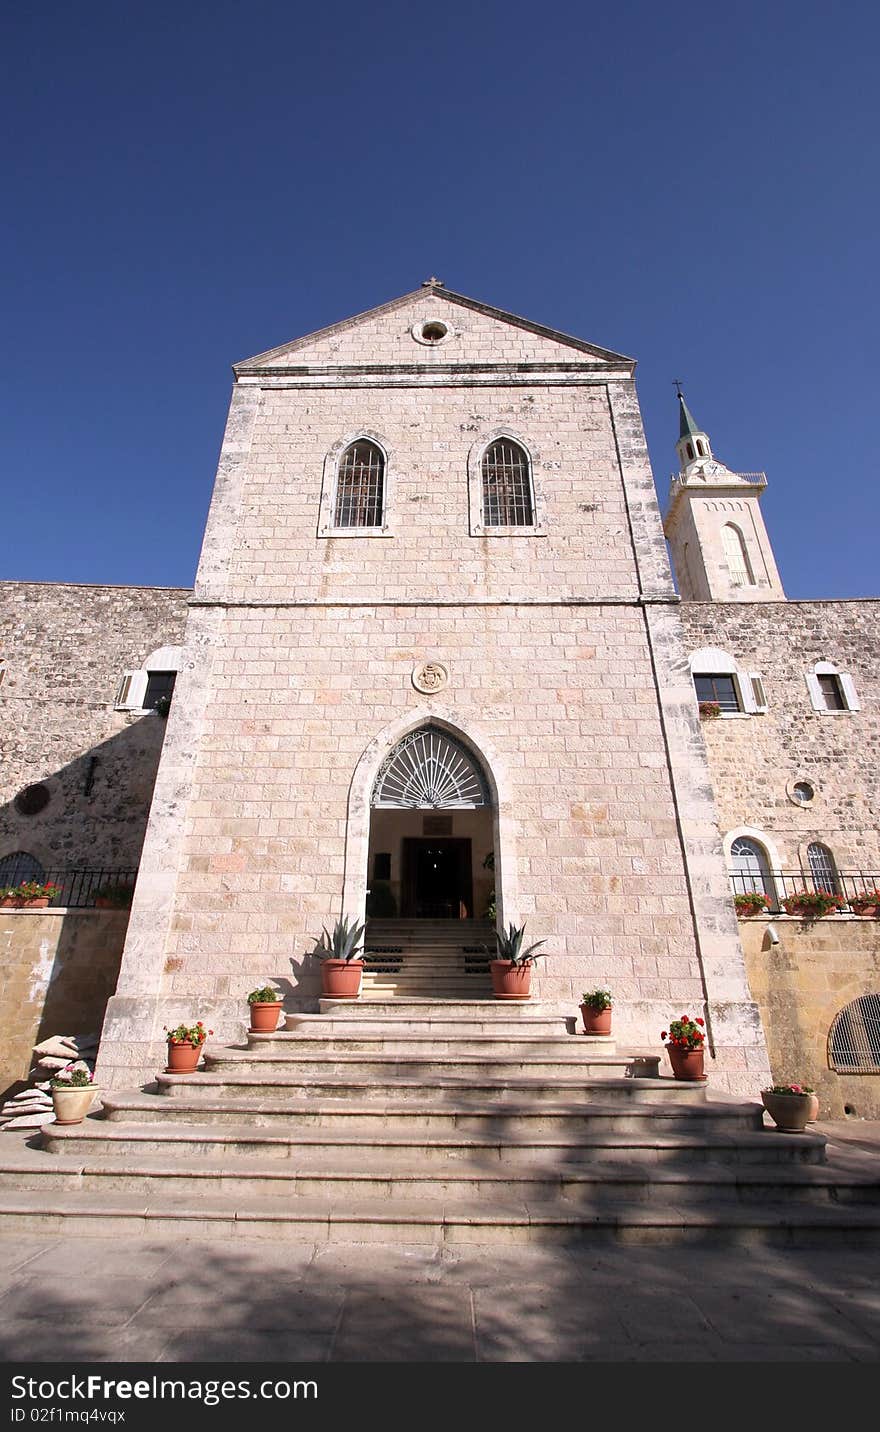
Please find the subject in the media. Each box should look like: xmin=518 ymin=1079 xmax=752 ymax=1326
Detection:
xmin=321 ymin=960 xmax=364 ymax=998
xmin=166 ymin=1041 xmax=204 ymax=1073
xmin=850 ymin=904 xmax=879 ymax=918
xmin=1 ymin=897 xmax=49 ymax=908
xmin=806 ymin=1092 xmax=820 ymax=1122
xmin=248 ymin=1001 xmax=284 ymax=1032
xmin=666 ymin=1044 xmax=706 ymax=1081
xmin=580 ymin=1005 xmax=612 ymax=1035
xmin=761 ymin=1090 xmax=812 ymax=1132
xmin=490 ymin=960 xmax=532 ymax=1000
xmin=51 ymin=1085 xmax=99 ymax=1125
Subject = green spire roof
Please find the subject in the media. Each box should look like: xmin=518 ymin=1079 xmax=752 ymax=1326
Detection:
xmin=678 ymin=392 xmax=702 ymax=440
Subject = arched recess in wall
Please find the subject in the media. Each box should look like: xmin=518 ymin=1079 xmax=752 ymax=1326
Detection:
xmin=721 ymin=523 xmax=755 ymax=587
xmin=0 ymin=850 xmax=45 ymax=884
xmin=723 ymin=827 xmax=782 ymax=907
xmin=342 ymin=707 xmax=518 ymax=927
xmin=828 ymin=994 xmax=880 ymax=1073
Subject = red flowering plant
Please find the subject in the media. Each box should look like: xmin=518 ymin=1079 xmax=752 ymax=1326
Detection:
xmin=164 ymin=1021 xmax=213 ymax=1047
xmin=0 ymin=880 xmax=60 ymax=903
xmin=764 ymin=1082 xmax=813 ymax=1096
xmin=661 ymin=1015 xmax=706 ymax=1051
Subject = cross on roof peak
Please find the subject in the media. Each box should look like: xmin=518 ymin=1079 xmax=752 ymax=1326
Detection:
xmin=422 ymin=276 xmax=444 ymax=287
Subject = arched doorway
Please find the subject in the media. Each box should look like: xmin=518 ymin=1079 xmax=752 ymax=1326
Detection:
xmin=367 ymin=724 xmax=495 ymax=920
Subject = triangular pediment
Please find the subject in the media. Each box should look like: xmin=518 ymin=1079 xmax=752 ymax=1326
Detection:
xmin=234 ymin=285 xmax=634 ymax=373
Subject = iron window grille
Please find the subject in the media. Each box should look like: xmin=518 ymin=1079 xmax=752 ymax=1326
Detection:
xmin=829 ymin=994 xmax=880 ymax=1074
xmin=481 ymin=440 xmax=534 ymax=527
xmin=807 ymin=842 xmax=840 ymax=893
xmin=372 ymin=727 xmax=487 ymax=809
xmin=334 ymin=441 xmax=385 ymax=528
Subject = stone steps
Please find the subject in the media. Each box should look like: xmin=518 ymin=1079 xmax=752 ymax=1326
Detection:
xmin=5 ymin=1145 xmax=873 ymax=1207
xmin=3 ymin=994 xmax=879 ymax=1245
xmin=2 ymin=1182 xmax=880 ymax=1246
xmin=196 ymin=1052 xmax=648 ymax=1082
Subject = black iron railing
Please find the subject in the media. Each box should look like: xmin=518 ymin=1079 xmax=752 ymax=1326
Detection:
xmin=728 ymin=869 xmax=880 ymax=909
xmin=0 ymin=861 xmax=137 ymax=909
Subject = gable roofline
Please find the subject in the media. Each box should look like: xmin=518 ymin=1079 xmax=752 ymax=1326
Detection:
xmin=233 ymin=282 xmax=636 ymax=373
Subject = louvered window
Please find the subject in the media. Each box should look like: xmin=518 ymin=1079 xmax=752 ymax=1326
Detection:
xmin=481 ymin=440 xmax=533 ymax=527
xmin=334 ymin=441 xmax=385 ymax=528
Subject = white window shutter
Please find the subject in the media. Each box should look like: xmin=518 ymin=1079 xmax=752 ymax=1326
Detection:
xmin=839 ymin=673 xmax=860 ymax=711
xmin=749 ymin=674 xmax=768 ymax=713
xmin=115 ymin=670 xmax=148 ymax=710
xmin=115 ymin=671 xmax=137 ymax=708
xmin=739 ymin=672 xmax=756 ymax=714
xmin=805 ymin=673 xmax=825 ymax=712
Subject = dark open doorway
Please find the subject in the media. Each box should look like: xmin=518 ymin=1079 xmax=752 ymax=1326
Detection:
xmin=401 ymin=838 xmax=473 ymax=919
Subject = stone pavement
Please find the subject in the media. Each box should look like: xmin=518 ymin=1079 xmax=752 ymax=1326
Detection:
xmin=0 ymin=1120 xmax=877 ymax=1364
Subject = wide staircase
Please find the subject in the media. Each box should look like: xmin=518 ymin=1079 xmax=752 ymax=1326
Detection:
xmin=1 ymin=998 xmax=879 ymax=1244
xmin=361 ymin=919 xmax=494 ymax=997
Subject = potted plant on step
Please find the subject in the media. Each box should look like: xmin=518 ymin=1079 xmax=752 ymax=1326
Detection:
xmin=580 ymin=989 xmax=613 ymax=1035
xmin=50 ymin=1062 xmax=99 ymax=1124
xmin=247 ymin=985 xmax=284 ymax=1032
xmin=315 ymin=914 xmax=366 ymax=998
xmin=733 ymin=891 xmax=772 ymax=917
xmin=489 ymin=922 xmax=547 ymax=1000
xmin=761 ymin=1082 xmax=815 ymax=1132
xmin=661 ymin=1014 xmax=707 ymax=1081
xmin=782 ymin=888 xmax=844 ymax=918
xmin=164 ymin=1020 xmax=212 ymax=1073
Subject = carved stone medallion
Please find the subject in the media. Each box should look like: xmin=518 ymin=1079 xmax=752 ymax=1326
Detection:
xmin=412 ymin=661 xmax=449 ymax=694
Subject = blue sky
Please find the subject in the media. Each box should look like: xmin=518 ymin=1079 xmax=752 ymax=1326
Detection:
xmin=4 ymin=1 xmax=877 ymax=597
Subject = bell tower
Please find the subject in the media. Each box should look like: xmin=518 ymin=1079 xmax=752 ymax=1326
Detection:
xmin=663 ymin=391 xmax=786 ymax=602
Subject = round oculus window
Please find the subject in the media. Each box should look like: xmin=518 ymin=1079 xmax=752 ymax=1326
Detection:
xmin=792 ymin=781 xmax=815 ymax=805
xmin=412 ymin=318 xmax=452 ymax=346
xmin=14 ymin=783 xmax=51 ymax=816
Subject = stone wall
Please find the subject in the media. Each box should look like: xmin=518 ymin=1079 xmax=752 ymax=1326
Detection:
xmin=0 ymin=910 xmax=130 ymax=1097
xmin=679 ymin=600 xmax=880 ymax=872
xmin=0 ymin=581 xmax=189 ymax=871
xmin=739 ymin=915 xmax=880 ymax=1118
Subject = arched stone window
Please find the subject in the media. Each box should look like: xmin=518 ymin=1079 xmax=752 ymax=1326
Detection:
xmin=481 ymin=439 xmax=534 ymax=528
xmin=829 ymin=994 xmax=880 ymax=1073
xmin=0 ymin=851 xmax=45 ymax=884
xmin=721 ymin=523 xmax=755 ymax=587
xmin=334 ymin=440 xmax=385 ymax=529
xmin=807 ymin=841 xmax=840 ymax=894
xmin=730 ymin=837 xmax=773 ymax=899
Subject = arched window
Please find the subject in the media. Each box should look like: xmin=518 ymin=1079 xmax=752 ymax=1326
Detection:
xmin=808 ymin=841 xmax=840 ymax=894
xmin=481 ymin=439 xmax=533 ymax=527
xmin=0 ymin=851 xmax=45 ymax=885
xmin=730 ymin=837 xmax=772 ymax=899
xmin=721 ymin=523 xmax=755 ymax=587
xmin=829 ymin=994 xmax=880 ymax=1073
xmin=686 ymin=442 xmax=694 ymax=461
xmin=372 ymin=726 xmax=488 ymax=809
xmin=334 ymin=441 xmax=385 ymax=529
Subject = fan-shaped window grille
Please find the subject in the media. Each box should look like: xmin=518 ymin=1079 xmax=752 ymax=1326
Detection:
xmin=372 ymin=728 xmax=488 ymax=809
xmin=481 ymin=440 xmax=533 ymax=527
xmin=829 ymin=994 xmax=880 ymax=1073
xmin=808 ymin=842 xmax=840 ymax=893
xmin=729 ymin=837 xmax=772 ymax=897
xmin=334 ymin=441 xmax=385 ymax=528
xmin=0 ymin=851 xmax=45 ymax=884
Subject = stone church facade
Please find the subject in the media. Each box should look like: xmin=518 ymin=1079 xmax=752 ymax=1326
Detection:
xmin=2 ymin=283 xmax=877 ymax=1111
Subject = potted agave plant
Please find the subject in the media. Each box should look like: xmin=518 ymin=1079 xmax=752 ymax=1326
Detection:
xmin=247 ymin=984 xmax=284 ymax=1032
xmin=164 ymin=1020 xmax=212 ymax=1073
xmin=315 ymin=914 xmax=366 ymax=998
xmin=50 ymin=1062 xmax=99 ymax=1125
xmin=661 ymin=1014 xmax=707 ymax=1081
xmin=579 ymin=989 xmax=613 ymax=1035
xmin=489 ymin=922 xmax=547 ymax=1000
